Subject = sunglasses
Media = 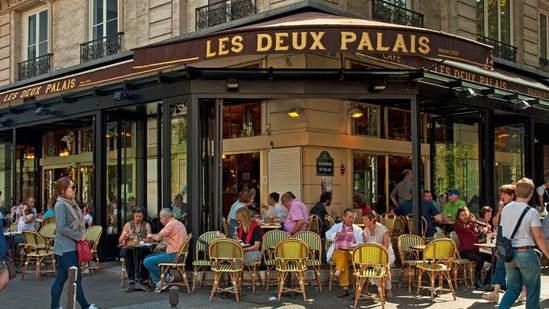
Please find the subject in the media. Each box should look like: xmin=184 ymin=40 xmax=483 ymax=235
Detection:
xmin=70 ymin=185 xmax=77 ymax=191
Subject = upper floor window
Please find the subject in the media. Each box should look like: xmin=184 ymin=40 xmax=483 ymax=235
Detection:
xmin=91 ymin=0 xmax=118 ymax=40
xmin=476 ymin=0 xmax=512 ymax=44
xmin=26 ymin=9 xmax=48 ymax=60
xmin=541 ymin=13 xmax=548 ymax=60
xmin=353 ymin=103 xmax=380 ymax=137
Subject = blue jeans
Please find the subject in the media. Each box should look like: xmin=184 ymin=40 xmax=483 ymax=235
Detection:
xmin=499 ymin=248 xmax=540 ymax=309
xmin=491 ymin=258 xmax=507 ymax=288
xmin=143 ymin=252 xmax=176 ymax=283
xmin=51 ymin=251 xmax=91 ymax=309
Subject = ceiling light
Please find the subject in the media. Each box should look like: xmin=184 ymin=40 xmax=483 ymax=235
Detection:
xmin=369 ymin=80 xmax=386 ymax=92
xmin=287 ymin=108 xmax=303 ymax=118
xmin=226 ymin=77 xmax=239 ymax=91
xmin=514 ymin=100 xmax=531 ymax=110
xmin=35 ymin=107 xmax=52 ymax=116
xmin=348 ymin=108 xmax=363 ymax=118
xmin=460 ymin=88 xmax=476 ymax=98
xmin=113 ymin=90 xmax=129 ymax=101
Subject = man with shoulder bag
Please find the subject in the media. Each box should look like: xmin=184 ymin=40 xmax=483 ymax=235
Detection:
xmin=498 ymin=178 xmax=549 ymax=309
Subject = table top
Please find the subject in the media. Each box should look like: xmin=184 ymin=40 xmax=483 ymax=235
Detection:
xmin=474 ymin=242 xmax=495 ymax=248
xmin=410 ymin=244 xmax=427 ymax=251
xmin=4 ymin=231 xmax=21 ymax=236
xmin=260 ymin=224 xmax=281 ymax=229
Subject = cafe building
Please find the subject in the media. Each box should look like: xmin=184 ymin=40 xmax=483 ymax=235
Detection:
xmin=1 ymin=1 xmax=549 ymax=260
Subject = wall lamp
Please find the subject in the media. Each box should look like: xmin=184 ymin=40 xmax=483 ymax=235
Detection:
xmin=458 ymin=88 xmax=476 ymax=98
xmin=369 ymin=80 xmax=386 ymax=92
xmin=514 ymin=99 xmax=539 ymax=110
xmin=113 ymin=90 xmax=129 ymax=101
xmin=226 ymin=77 xmax=239 ymax=91
xmin=287 ymin=108 xmax=303 ymax=118
xmin=35 ymin=106 xmax=52 ymax=116
xmin=0 ymin=120 xmax=8 ymax=128
xmin=348 ymin=108 xmax=364 ymax=118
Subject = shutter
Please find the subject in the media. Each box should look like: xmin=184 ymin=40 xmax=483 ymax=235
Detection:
xmin=268 ymin=147 xmax=302 ymax=199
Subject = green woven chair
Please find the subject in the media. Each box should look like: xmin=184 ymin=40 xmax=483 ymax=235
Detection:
xmin=274 ymin=238 xmax=309 ymax=302
xmin=293 ymin=230 xmax=323 ymax=291
xmin=21 ymin=230 xmax=56 ymax=281
xmin=158 ymin=233 xmax=193 ymax=294
xmin=261 ymin=229 xmax=289 ymax=291
xmin=449 ymin=231 xmax=475 ymax=288
xmin=208 ymin=238 xmax=244 ymax=302
xmin=192 ymin=231 xmax=225 ymax=292
xmin=82 ymin=225 xmax=103 ymax=272
xmin=416 ymin=238 xmax=456 ymax=300
xmin=352 ymin=243 xmax=390 ymax=309
xmin=397 ymin=234 xmax=424 ymax=292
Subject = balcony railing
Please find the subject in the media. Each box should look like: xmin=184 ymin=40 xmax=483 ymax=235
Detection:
xmin=80 ymin=32 xmax=123 ymax=63
xmin=17 ymin=53 xmax=53 ymax=81
xmin=477 ymin=35 xmax=517 ymax=62
xmin=196 ymin=0 xmax=256 ymax=30
xmin=540 ymin=57 xmax=549 ymax=67
xmin=372 ymin=0 xmax=423 ymax=28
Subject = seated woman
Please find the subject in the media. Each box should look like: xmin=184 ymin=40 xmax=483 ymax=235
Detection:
xmin=119 ymin=207 xmax=152 ymax=286
xmin=235 ymin=207 xmax=262 ymax=263
xmin=362 ymin=211 xmax=396 ymax=298
xmin=13 ymin=202 xmax=36 ymax=248
xmin=454 ymin=206 xmax=492 ymax=289
xmin=476 ymin=206 xmax=493 ymax=242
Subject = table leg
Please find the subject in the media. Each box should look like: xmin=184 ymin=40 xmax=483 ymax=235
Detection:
xmin=125 ymin=247 xmax=151 ymax=292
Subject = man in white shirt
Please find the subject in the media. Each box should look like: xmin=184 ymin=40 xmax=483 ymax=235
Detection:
xmin=536 ymin=178 xmax=549 ymax=213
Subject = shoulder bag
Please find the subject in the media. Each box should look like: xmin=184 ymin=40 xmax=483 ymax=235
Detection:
xmin=77 ymin=240 xmax=93 ymax=263
xmin=495 ymin=207 xmax=530 ymax=262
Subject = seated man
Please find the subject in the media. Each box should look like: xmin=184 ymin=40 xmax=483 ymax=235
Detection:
xmin=391 ymin=189 xmax=443 ymax=238
xmin=325 ymin=208 xmax=364 ymax=298
xmin=281 ymin=192 xmax=309 ymax=235
xmin=144 ymin=208 xmax=188 ymax=293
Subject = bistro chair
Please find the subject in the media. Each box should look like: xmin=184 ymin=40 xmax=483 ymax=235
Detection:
xmin=221 ymin=216 xmax=229 ymax=237
xmin=82 ymin=225 xmax=103 ymax=272
xmin=42 ymin=216 xmax=55 ymax=226
xmin=158 ymin=233 xmax=193 ymax=294
xmin=293 ymin=230 xmax=323 ymax=291
xmin=396 ymin=234 xmax=424 ymax=293
xmin=208 ymin=238 xmax=244 ymax=302
xmin=405 ymin=214 xmax=428 ymax=239
xmin=192 ymin=231 xmax=225 ymax=292
xmin=261 ymin=229 xmax=289 ymax=291
xmin=449 ymin=231 xmax=475 ymax=288
xmin=20 ymin=230 xmax=56 ymax=281
xmin=274 ymin=238 xmax=309 ymax=302
xmin=307 ymin=214 xmax=322 ymax=236
xmin=352 ymin=243 xmax=390 ymax=309
xmin=416 ymin=238 xmax=457 ymax=300
xmin=39 ymin=223 xmax=57 ymax=247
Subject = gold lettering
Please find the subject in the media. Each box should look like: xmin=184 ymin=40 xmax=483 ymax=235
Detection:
xmin=218 ymin=37 xmax=230 ymax=56
xmin=231 ymin=36 xmax=243 ymax=53
xmin=274 ymin=33 xmax=289 ymax=51
xmin=309 ymin=32 xmax=325 ymax=50
xmin=376 ymin=33 xmax=390 ymax=52
xmin=340 ymin=32 xmax=357 ymax=50
xmin=357 ymin=32 xmax=374 ymax=51
xmin=292 ymin=32 xmax=308 ymax=50
xmin=418 ymin=36 xmax=430 ymax=54
xmin=392 ymin=34 xmax=408 ymax=52
xmin=257 ymin=34 xmax=272 ymax=52
xmin=3 ymin=92 xmax=18 ymax=101
xmin=206 ymin=40 xmax=216 ymax=57
xmin=409 ymin=35 xmax=416 ymax=52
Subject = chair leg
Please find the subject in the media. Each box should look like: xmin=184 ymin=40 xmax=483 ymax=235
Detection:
xmin=445 ymin=272 xmax=456 ymax=300
xmin=277 ymin=272 xmax=286 ymax=301
xmin=298 ymin=271 xmax=307 ymax=302
xmin=210 ymin=271 xmax=221 ymax=302
xmin=315 ymin=267 xmax=322 ymax=292
xmin=177 ymin=267 xmax=191 ymax=294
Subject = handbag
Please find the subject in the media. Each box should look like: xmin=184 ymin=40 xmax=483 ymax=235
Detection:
xmin=76 ymin=240 xmax=93 ymax=263
xmin=4 ymin=257 xmax=16 ymax=279
xmin=495 ymin=207 xmax=530 ymax=262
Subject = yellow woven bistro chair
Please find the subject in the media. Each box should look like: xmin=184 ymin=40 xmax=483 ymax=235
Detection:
xmin=293 ymin=230 xmax=323 ymax=291
xmin=42 ymin=215 xmax=55 ymax=226
xmin=449 ymin=231 xmax=475 ymax=288
xmin=208 ymin=238 xmax=244 ymax=302
xmin=397 ymin=234 xmax=424 ymax=293
xmin=158 ymin=233 xmax=193 ymax=293
xmin=192 ymin=231 xmax=225 ymax=292
xmin=352 ymin=243 xmax=391 ymax=309
xmin=274 ymin=238 xmax=309 ymax=302
xmin=39 ymin=223 xmax=57 ymax=248
xmin=416 ymin=238 xmax=457 ymax=300
xmin=307 ymin=214 xmax=323 ymax=236
xmin=20 ymin=230 xmax=56 ymax=281
xmin=82 ymin=225 xmax=103 ymax=272
xmin=261 ymin=229 xmax=289 ymax=291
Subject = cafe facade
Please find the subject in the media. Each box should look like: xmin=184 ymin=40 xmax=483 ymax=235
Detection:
xmin=1 ymin=5 xmax=549 ymax=260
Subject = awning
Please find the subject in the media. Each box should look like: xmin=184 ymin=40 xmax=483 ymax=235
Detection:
xmin=132 ymin=12 xmax=493 ymax=70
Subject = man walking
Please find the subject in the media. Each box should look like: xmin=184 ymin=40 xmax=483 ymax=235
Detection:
xmin=498 ymin=178 xmax=549 ymax=309
xmin=390 ymin=169 xmax=413 ymax=207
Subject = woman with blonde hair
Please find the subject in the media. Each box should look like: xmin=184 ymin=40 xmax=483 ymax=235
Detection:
xmin=235 ymin=207 xmax=262 ymax=263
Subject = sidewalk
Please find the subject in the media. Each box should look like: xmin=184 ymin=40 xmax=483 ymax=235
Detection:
xmin=2 ymin=263 xmax=548 ymax=308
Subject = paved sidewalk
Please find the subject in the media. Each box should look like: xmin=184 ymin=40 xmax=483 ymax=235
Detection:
xmin=2 ymin=264 xmax=549 ymax=308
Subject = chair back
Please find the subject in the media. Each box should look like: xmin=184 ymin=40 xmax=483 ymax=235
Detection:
xmin=325 ymin=215 xmax=335 ymax=229
xmin=86 ymin=225 xmax=103 ymax=245
xmin=397 ymin=234 xmax=424 ymax=261
xmin=392 ymin=215 xmax=407 ymax=236
xmin=354 ymin=211 xmax=364 ymax=224
xmin=39 ymin=223 xmax=56 ymax=238
xmin=22 ymin=230 xmax=48 ymax=250
xmin=293 ymin=230 xmax=322 ymax=260
xmin=433 ymin=232 xmax=448 ymax=239
xmin=352 ymin=243 xmax=389 ymax=277
xmin=262 ymin=230 xmax=289 ymax=259
xmin=274 ymin=238 xmax=309 ymax=270
xmin=196 ymin=231 xmax=225 ymax=258
xmin=423 ymin=238 xmax=456 ymax=265
xmin=42 ymin=216 xmax=55 ymax=226
xmin=406 ymin=214 xmax=428 ymax=238
xmin=208 ymin=238 xmax=243 ymax=269
xmin=34 ymin=221 xmax=42 ymax=231
xmin=221 ymin=217 xmax=229 ymax=237
xmin=172 ymin=233 xmax=193 ymax=264
xmin=382 ymin=214 xmax=396 ymax=232
xmin=8 ymin=224 xmax=18 ymax=232
xmin=308 ymin=214 xmax=322 ymax=235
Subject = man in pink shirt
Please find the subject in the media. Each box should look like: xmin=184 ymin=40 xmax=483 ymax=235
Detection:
xmin=281 ymin=191 xmax=309 ymax=235
xmin=144 ymin=208 xmax=188 ymax=292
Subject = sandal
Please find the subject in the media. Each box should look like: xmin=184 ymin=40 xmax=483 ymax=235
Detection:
xmin=385 ymin=291 xmax=394 ymax=298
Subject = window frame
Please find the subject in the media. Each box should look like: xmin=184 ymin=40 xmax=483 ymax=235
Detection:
xmin=476 ymin=0 xmax=513 ymax=44
xmin=24 ymin=7 xmax=49 ymax=60
xmin=89 ymin=0 xmax=119 ymax=41
xmin=540 ymin=12 xmax=548 ymax=60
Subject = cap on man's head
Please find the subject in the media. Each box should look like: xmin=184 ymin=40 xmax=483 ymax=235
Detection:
xmin=447 ymin=189 xmax=460 ymax=196
xmin=402 ymin=169 xmax=412 ymax=175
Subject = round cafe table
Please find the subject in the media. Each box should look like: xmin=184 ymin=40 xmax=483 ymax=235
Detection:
xmin=119 ymin=242 xmax=155 ymax=292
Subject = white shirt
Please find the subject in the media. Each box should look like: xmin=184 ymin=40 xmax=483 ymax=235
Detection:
xmin=274 ymin=202 xmax=288 ymax=219
xmin=500 ymin=202 xmax=540 ymax=247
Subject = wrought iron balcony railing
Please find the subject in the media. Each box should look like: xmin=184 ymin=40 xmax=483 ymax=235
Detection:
xmin=477 ymin=35 xmax=517 ymax=62
xmin=80 ymin=32 xmax=123 ymax=63
xmin=372 ymin=0 xmax=424 ymax=28
xmin=17 ymin=53 xmax=53 ymax=81
xmin=196 ymin=0 xmax=256 ymax=30
xmin=540 ymin=57 xmax=549 ymax=67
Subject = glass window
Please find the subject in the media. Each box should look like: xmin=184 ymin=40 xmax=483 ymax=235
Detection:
xmin=541 ymin=14 xmax=548 ymax=59
xmin=26 ymin=9 xmax=48 ymax=59
xmin=91 ymin=0 xmax=118 ymax=40
xmin=222 ymin=103 xmax=261 ymax=139
xmin=353 ymin=103 xmax=379 ymax=137
xmin=385 ymin=108 xmax=411 ymax=141
xmin=476 ymin=0 xmax=512 ymax=44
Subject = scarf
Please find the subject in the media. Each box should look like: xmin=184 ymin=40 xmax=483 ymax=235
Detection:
xmin=58 ymin=196 xmax=86 ymax=234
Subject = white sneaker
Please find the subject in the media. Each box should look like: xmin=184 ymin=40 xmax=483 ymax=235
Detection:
xmin=154 ymin=281 xmax=168 ymax=293
xmin=87 ymin=305 xmax=99 ymax=309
